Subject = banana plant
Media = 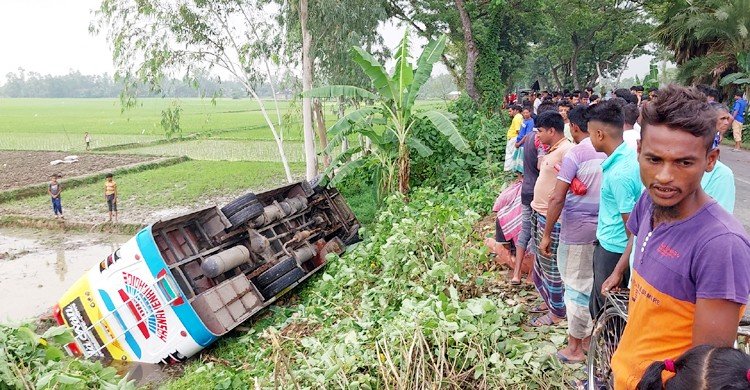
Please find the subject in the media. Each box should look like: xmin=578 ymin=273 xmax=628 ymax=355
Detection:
xmin=304 ymin=31 xmax=469 ymax=197
xmin=721 ymin=52 xmax=750 ymax=98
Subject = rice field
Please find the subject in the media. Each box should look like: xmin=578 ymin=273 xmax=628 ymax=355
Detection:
xmin=117 ymin=139 xmax=306 ymax=162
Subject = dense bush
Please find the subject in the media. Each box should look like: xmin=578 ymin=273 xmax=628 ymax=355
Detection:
xmin=411 ymin=96 xmax=508 ymax=190
xmin=0 ymin=324 xmax=133 ymax=389
xmin=166 ymin=180 xmax=577 ymax=389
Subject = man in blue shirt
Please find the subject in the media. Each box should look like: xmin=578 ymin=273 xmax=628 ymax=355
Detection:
xmin=587 ymin=100 xmax=644 ymax=318
xmin=732 ymin=91 xmax=747 ymax=151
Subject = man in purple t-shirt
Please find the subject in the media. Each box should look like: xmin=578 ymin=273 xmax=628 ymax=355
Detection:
xmin=539 ymin=106 xmax=606 ymax=363
xmin=603 ymin=85 xmax=750 ymax=389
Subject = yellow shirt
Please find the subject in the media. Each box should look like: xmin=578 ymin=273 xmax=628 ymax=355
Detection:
xmin=105 ymin=180 xmax=117 ymax=196
xmin=507 ymin=113 xmax=523 ymax=140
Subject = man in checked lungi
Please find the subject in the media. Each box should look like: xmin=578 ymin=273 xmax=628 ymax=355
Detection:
xmin=539 ymin=106 xmax=607 ymax=363
xmin=528 ymin=110 xmax=574 ymax=327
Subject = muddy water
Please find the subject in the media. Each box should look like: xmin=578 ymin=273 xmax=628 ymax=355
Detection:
xmin=0 ymin=228 xmax=130 ymax=323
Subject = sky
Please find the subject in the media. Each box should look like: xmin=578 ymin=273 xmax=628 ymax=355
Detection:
xmin=0 ymin=1 xmax=653 ymax=85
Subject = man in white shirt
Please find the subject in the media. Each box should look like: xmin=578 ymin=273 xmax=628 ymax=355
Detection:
xmin=622 ymin=103 xmax=640 ymax=150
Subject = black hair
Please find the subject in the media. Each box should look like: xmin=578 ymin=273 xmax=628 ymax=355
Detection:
xmin=573 ymin=90 xmax=581 ymax=95
xmin=635 ymin=86 xmax=645 ymax=92
xmin=509 ymin=104 xmax=523 ymax=112
xmin=736 ymin=90 xmax=744 ymax=97
xmin=106 ymin=173 xmax=114 ymax=178
xmin=630 ymin=85 xmax=637 ymax=91
xmin=706 ymin=88 xmax=721 ymax=101
xmin=586 ymin=99 xmax=625 ymax=134
xmin=623 ymin=103 xmax=639 ymax=126
xmin=614 ymin=88 xmax=638 ymax=105
xmin=590 ymin=94 xmax=600 ymax=101
xmin=535 ymin=111 xmax=565 ymax=133
xmin=580 ymin=91 xmax=590 ymax=99
xmin=648 ymin=87 xmax=658 ymax=94
xmin=537 ymin=101 xmax=558 ymax=114
xmin=521 ymin=105 xmax=532 ymax=112
xmin=641 ymin=84 xmax=717 ymax=151
xmin=637 ymin=345 xmax=750 ymax=390
xmin=568 ymin=106 xmax=589 ymax=133
xmin=541 ymin=90 xmax=548 ymax=94
xmin=610 ymin=97 xmax=628 ymax=108
xmin=558 ymin=101 xmax=573 ymax=109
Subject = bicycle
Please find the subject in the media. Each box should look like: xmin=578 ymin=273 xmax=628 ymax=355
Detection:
xmin=586 ymin=290 xmax=750 ymax=390
xmin=587 ymin=290 xmax=630 ymax=390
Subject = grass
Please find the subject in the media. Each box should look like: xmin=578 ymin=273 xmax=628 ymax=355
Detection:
xmin=0 ymin=98 xmax=450 ymax=152
xmin=113 ymin=139 xmax=307 ymax=162
xmin=0 ymin=160 xmax=303 ymax=222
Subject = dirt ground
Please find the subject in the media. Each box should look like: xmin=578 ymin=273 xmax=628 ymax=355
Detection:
xmin=0 ymin=150 xmax=158 ymax=191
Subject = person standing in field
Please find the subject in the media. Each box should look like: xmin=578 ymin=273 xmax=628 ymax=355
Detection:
xmin=84 ymin=132 xmax=91 ymax=151
xmin=48 ymin=175 xmax=63 ymax=219
xmin=104 ymin=173 xmax=118 ymax=222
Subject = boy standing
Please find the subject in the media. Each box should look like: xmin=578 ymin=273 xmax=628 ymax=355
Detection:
xmin=732 ymin=91 xmax=747 ymax=151
xmin=48 ymin=175 xmax=63 ymax=219
xmin=609 ymin=85 xmax=750 ymax=390
xmin=84 ymin=132 xmax=91 ymax=151
xmin=104 ymin=173 xmax=118 ymax=222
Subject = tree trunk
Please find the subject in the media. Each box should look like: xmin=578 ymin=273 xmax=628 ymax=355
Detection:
xmin=300 ymin=0 xmax=317 ymax=180
xmin=455 ymin=0 xmax=479 ymax=102
xmin=313 ymin=99 xmax=330 ymax=167
xmin=338 ymin=96 xmax=349 ymax=154
xmin=397 ymin=144 xmax=410 ymax=195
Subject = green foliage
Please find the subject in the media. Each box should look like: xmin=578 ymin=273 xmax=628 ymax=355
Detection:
xmin=166 ymin=180 xmax=576 ymax=389
xmin=655 ymin=0 xmax=750 ymax=87
xmin=411 ymin=95 xmax=509 ymax=190
xmin=0 ymin=324 xmax=132 ymax=389
xmin=160 ymin=102 xmax=183 ymax=140
xmin=642 ymin=63 xmax=660 ymax=90
xmin=306 ymin=32 xmax=468 ymax=197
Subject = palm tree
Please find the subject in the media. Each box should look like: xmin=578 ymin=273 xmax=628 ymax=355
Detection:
xmin=304 ymin=31 xmax=468 ymax=198
xmin=654 ymin=0 xmax=750 ymax=87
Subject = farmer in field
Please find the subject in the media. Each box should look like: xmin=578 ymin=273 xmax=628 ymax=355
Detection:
xmin=104 ymin=173 xmax=118 ymax=222
xmin=528 ymin=110 xmax=573 ymax=326
xmin=48 ymin=175 xmax=63 ymax=219
xmin=84 ymin=132 xmax=91 ymax=151
xmin=539 ymin=106 xmax=606 ymax=362
xmin=603 ymin=85 xmax=750 ymax=389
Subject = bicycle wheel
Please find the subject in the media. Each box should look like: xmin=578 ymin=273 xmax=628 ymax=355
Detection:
xmin=587 ymin=306 xmax=628 ymax=390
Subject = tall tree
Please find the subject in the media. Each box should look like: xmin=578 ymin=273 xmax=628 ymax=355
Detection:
xmin=652 ymin=0 xmax=750 ymax=90
xmin=92 ymin=0 xmax=295 ymax=182
xmin=300 ymin=0 xmax=317 ymax=180
xmin=455 ymin=0 xmax=479 ymax=101
xmin=387 ymin=0 xmax=539 ymax=108
xmin=529 ymin=0 xmax=651 ymax=90
xmin=281 ymin=0 xmax=388 ymax=161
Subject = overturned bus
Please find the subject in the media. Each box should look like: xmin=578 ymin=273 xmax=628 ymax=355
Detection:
xmin=53 ymin=181 xmax=359 ymax=364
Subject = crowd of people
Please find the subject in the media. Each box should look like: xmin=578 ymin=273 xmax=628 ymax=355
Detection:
xmin=489 ymin=84 xmax=750 ymax=389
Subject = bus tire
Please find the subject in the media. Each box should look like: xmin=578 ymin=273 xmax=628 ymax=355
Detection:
xmin=221 ymin=193 xmax=259 ymax=217
xmin=260 ymin=267 xmax=306 ymax=299
xmin=253 ymin=257 xmax=297 ymax=288
xmin=227 ymin=203 xmax=265 ymax=228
